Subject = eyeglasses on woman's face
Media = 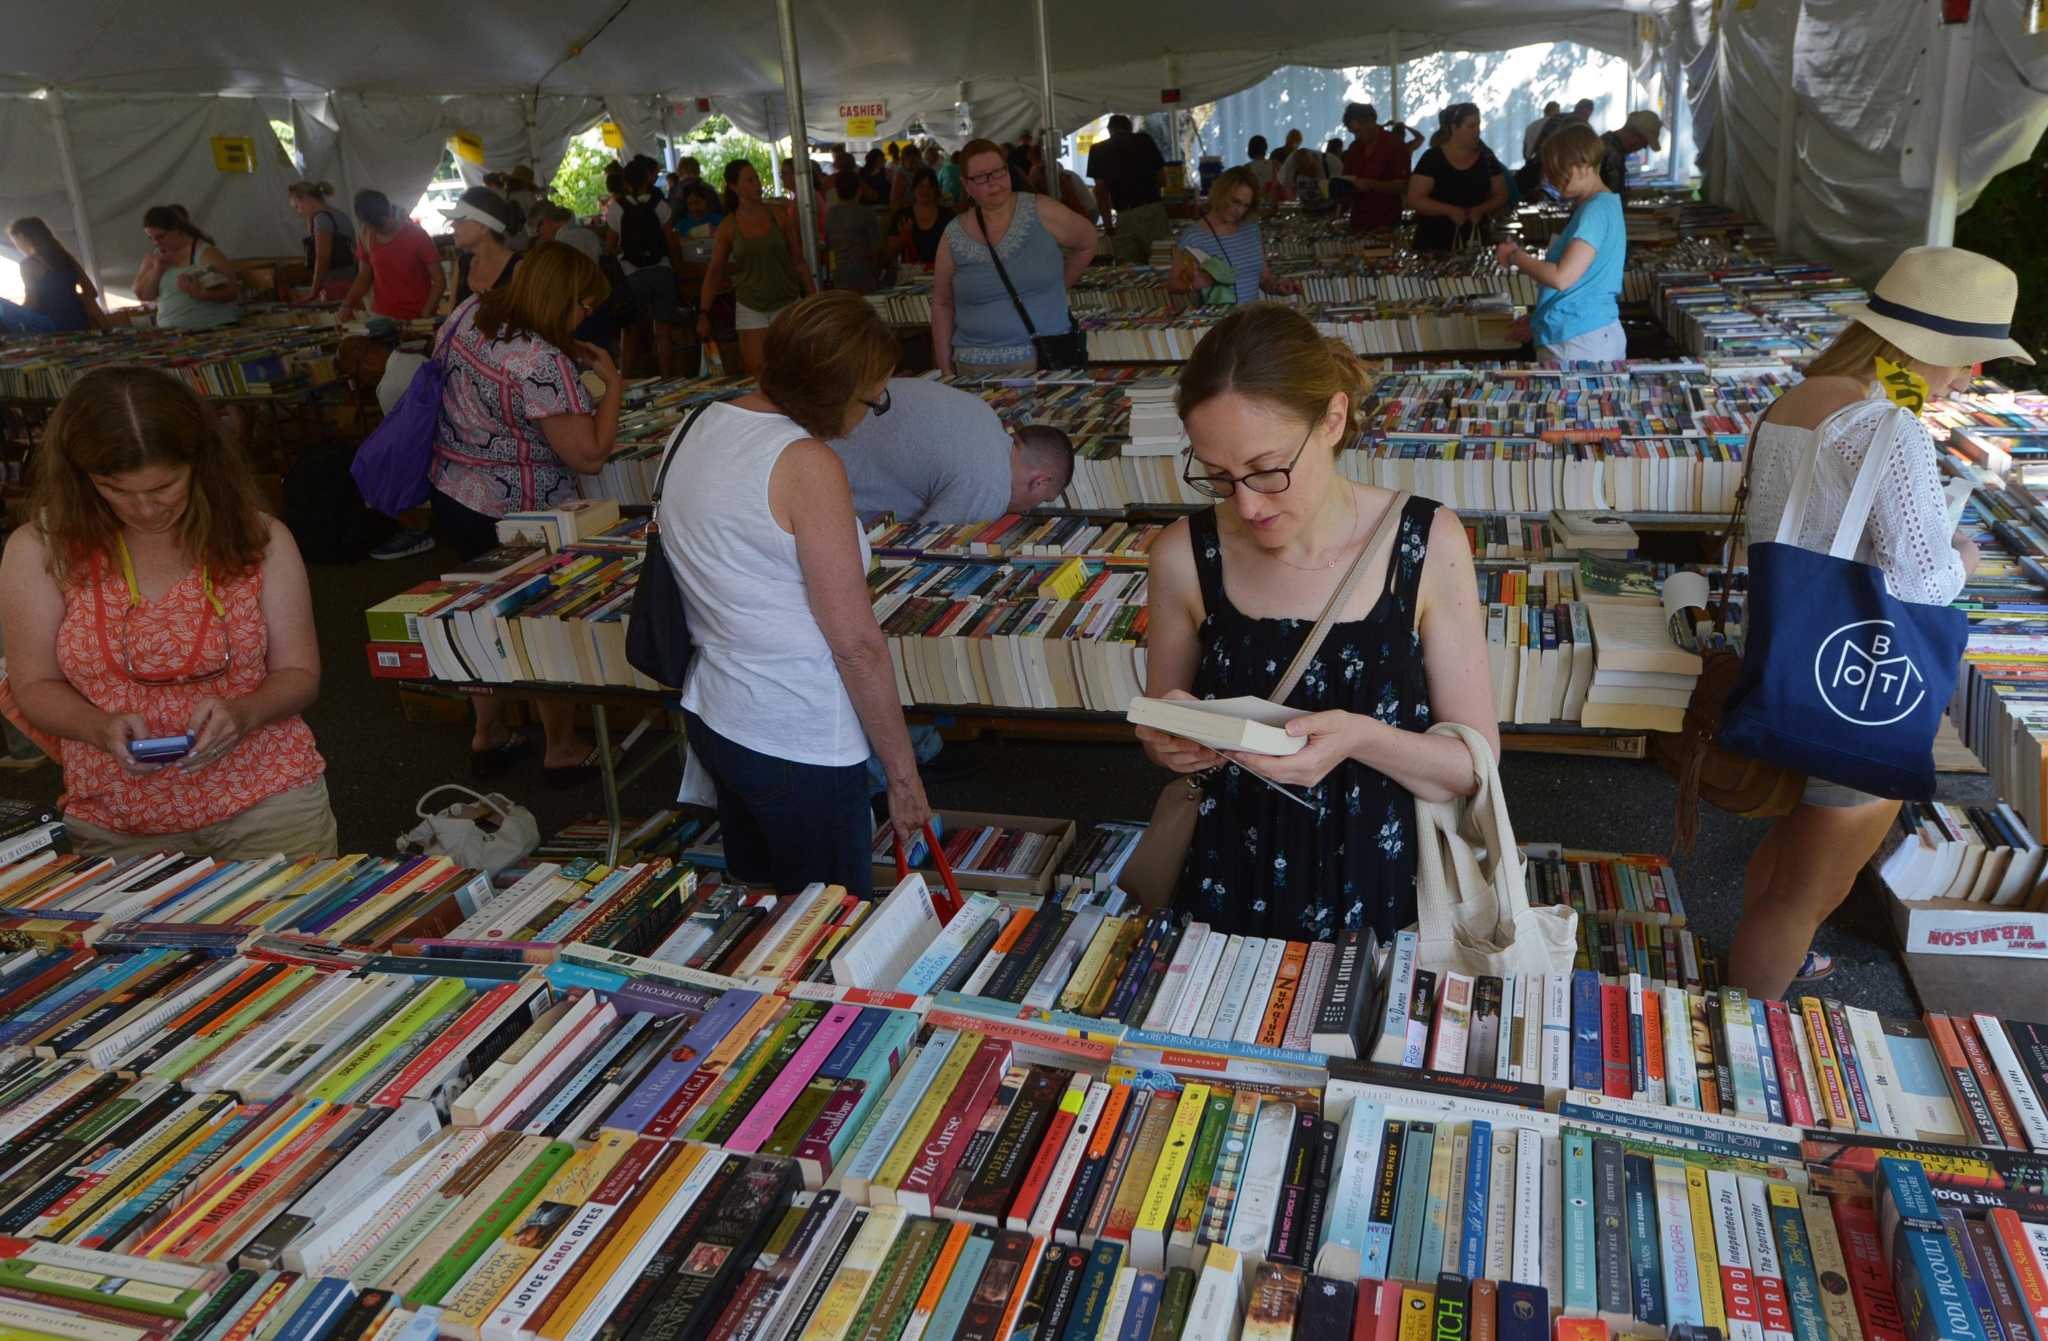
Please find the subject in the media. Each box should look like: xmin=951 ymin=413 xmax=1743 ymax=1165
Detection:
xmin=1182 ymin=421 xmax=1316 ymax=498
xmin=965 ymin=167 xmax=1009 ymax=188
xmin=862 ymin=387 xmax=892 ymax=416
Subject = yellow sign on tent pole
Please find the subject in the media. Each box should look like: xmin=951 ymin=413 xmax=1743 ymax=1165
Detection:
xmin=450 ymin=132 xmax=485 ymax=166
xmin=601 ymin=122 xmax=625 ymax=150
xmin=844 ymin=116 xmax=878 ymax=139
xmin=211 ymin=136 xmax=256 ymax=173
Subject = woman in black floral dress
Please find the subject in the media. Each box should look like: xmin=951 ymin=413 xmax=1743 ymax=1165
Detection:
xmin=1133 ymin=304 xmax=1500 ymax=941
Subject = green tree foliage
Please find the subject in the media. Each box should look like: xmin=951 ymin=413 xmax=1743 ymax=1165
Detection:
xmin=546 ymin=116 xmax=776 ymax=218
xmin=1955 ymin=136 xmax=2048 ymax=390
xmin=549 ymin=136 xmax=613 ymax=216
xmin=681 ymin=116 xmax=773 ymax=198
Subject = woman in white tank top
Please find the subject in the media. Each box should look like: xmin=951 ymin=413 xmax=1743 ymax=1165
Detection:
xmin=1725 ymin=247 xmax=2031 ymax=997
xmin=660 ymin=291 xmax=930 ymax=897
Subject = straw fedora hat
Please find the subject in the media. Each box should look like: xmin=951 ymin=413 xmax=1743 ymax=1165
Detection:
xmin=1842 ymin=245 xmax=2034 ymax=366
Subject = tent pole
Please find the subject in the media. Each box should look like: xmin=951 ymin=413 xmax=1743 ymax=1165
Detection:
xmin=46 ymin=89 xmax=100 ymax=297
xmin=774 ymin=0 xmax=822 ymax=284
xmin=1388 ymin=30 xmax=1402 ymax=124
xmin=1663 ymin=40 xmax=1683 ymax=182
xmin=1924 ymin=4 xmax=1972 ymax=246
xmin=1033 ymin=0 xmax=1057 ymax=160
xmin=659 ymin=100 xmax=675 ymax=172
xmin=1771 ymin=33 xmax=1798 ymax=252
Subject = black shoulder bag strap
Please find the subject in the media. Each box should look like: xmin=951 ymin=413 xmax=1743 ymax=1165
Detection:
xmin=973 ymin=202 xmax=1045 ymax=359
xmin=650 ymin=401 xmax=717 ymax=513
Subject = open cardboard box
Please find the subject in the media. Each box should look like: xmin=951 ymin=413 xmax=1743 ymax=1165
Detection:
xmin=876 ymin=808 xmax=1077 ymax=896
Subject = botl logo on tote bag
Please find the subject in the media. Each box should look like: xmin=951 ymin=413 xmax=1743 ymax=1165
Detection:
xmin=1814 ymin=619 xmax=1926 ymax=725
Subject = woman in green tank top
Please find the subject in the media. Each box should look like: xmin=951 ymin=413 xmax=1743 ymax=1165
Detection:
xmin=698 ymin=161 xmax=816 ymax=376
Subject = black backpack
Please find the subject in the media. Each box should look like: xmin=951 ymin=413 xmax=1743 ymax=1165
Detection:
xmin=617 ymin=196 xmax=667 ymax=268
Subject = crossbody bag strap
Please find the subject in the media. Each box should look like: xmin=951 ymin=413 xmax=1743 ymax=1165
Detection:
xmin=649 ymin=402 xmax=717 ymax=510
xmin=973 ymin=203 xmax=1041 ymax=341
xmin=1271 ymin=489 xmax=1412 ymax=702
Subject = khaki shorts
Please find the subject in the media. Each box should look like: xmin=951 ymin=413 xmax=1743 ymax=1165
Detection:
xmin=1110 ymin=201 xmax=1170 ymax=264
xmin=65 ymin=777 xmax=340 ymax=862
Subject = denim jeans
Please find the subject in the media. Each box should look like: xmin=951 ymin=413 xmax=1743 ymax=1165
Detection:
xmin=684 ymin=712 xmax=874 ymax=897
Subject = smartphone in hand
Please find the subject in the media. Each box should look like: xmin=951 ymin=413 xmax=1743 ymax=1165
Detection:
xmin=129 ymin=733 xmax=194 ymax=763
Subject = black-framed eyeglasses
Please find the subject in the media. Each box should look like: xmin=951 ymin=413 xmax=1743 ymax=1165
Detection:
xmin=1182 ymin=423 xmax=1315 ymax=498
xmin=965 ymin=168 xmax=1008 ymax=187
xmin=862 ymin=387 xmax=892 ymax=416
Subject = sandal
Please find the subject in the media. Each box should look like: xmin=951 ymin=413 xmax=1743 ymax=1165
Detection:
xmin=542 ymin=747 xmax=602 ymax=791
xmin=1793 ymin=949 xmax=1837 ymax=982
xmin=469 ymin=728 xmax=531 ymax=779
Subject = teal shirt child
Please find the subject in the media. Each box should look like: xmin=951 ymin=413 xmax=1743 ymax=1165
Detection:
xmin=1530 ymin=191 xmax=1625 ymax=347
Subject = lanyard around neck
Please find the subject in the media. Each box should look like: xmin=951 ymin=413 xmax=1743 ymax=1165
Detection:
xmin=116 ymin=534 xmax=225 ymax=617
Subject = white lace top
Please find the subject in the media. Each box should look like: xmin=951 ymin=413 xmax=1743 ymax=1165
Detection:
xmin=1744 ymin=394 xmax=1966 ymax=606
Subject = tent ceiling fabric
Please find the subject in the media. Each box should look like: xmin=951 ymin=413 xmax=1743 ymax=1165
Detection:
xmin=0 ymin=1 xmax=1667 ymax=99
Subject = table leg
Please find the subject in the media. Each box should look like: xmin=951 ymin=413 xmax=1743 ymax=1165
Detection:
xmin=593 ymin=702 xmax=621 ymax=865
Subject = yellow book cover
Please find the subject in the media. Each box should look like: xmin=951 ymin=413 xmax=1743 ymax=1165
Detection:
xmin=1398 ymin=1286 xmax=1438 ymax=1341
xmin=797 ymin=1204 xmax=907 ymax=1341
xmin=873 ymin=1031 xmax=982 ymax=1203
xmin=1134 ymin=1084 xmax=1211 ymax=1249
xmin=139 ymin=1100 xmax=331 ymax=1258
xmin=1103 ymin=1090 xmax=1179 ymax=1247
xmin=40 ymin=1102 xmax=232 ymax=1240
xmin=1685 ymin=1164 xmax=1727 ymax=1334
xmin=430 ymin=1134 xmax=621 ymax=1336
xmin=755 ymin=888 xmax=850 ymax=981
xmin=326 ymin=858 xmax=454 ymax=942
xmin=1082 ymin=918 xmax=1147 ymax=1019
xmin=534 ymin=1143 xmax=705 ymax=1341
xmin=1059 ymin=917 xmax=1127 ymax=1014
xmin=1039 ymin=558 xmax=1088 ymax=601
xmin=1799 ymin=997 xmax=1853 ymax=1128
xmin=202 ymin=856 xmax=323 ymax=927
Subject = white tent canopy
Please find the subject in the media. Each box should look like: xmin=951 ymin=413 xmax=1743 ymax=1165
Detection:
xmin=1 ymin=0 xmax=2040 ymax=302
xmin=0 ymin=0 xmax=1669 ymax=296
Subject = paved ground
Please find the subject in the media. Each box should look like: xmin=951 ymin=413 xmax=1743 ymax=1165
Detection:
xmin=0 ymin=534 xmax=1946 ymax=1018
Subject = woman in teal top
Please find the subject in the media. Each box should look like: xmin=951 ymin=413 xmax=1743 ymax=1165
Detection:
xmin=1495 ymin=124 xmax=1626 ymax=364
xmin=930 ymin=139 xmax=1097 ymax=377
xmin=133 ymin=206 xmax=242 ymax=330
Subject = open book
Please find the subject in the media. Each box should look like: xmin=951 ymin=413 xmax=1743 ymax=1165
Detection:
xmin=1125 ymin=695 xmax=1307 ymax=756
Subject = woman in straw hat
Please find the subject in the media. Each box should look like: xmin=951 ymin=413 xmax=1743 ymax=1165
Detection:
xmin=1728 ymin=246 xmax=2033 ymax=997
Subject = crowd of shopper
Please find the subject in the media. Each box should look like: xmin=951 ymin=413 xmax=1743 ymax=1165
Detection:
xmin=0 ymin=94 xmax=1847 ymax=964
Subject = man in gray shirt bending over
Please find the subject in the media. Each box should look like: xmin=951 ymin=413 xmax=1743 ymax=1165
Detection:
xmin=833 ymin=375 xmax=1075 ymax=796
xmin=833 ymin=378 xmax=1075 ymax=521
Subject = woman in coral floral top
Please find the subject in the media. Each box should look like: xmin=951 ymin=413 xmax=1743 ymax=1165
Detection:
xmin=0 ymin=367 xmax=335 ymax=859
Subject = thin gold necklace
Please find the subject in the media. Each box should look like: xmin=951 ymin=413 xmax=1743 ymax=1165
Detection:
xmin=1268 ymin=488 xmax=1361 ymax=573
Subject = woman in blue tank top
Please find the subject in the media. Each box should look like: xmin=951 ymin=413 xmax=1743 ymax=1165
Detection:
xmin=930 ymin=138 xmax=1098 ymax=377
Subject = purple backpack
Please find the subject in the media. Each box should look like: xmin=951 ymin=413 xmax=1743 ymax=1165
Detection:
xmin=350 ymin=357 xmax=446 ymax=517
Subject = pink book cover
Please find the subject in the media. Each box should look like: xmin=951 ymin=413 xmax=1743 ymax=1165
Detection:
xmin=723 ymin=1003 xmax=863 ymax=1153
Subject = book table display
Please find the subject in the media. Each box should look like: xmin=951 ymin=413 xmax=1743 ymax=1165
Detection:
xmin=1 ymin=828 xmax=2046 ymax=1341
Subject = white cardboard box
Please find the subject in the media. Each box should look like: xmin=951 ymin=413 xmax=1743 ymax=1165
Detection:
xmin=1886 ymin=890 xmax=2048 ymax=957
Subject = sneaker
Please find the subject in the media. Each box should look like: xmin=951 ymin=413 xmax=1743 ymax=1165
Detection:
xmin=1793 ymin=949 xmax=1837 ymax=981
xmin=370 ymin=528 xmax=434 ymax=560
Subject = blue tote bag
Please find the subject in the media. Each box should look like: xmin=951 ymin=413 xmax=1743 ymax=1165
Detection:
xmin=1720 ymin=402 xmax=1968 ymax=800
xmin=349 ymin=357 xmax=445 ymax=517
